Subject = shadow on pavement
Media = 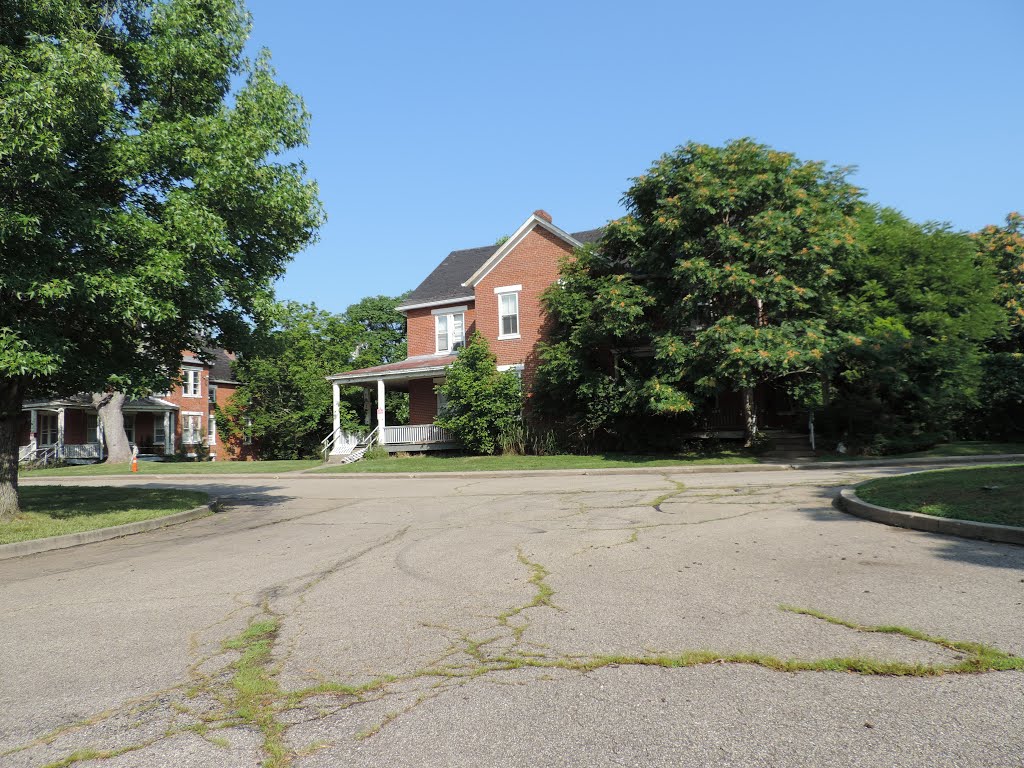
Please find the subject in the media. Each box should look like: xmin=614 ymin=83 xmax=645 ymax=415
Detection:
xmin=795 ymin=484 xmax=1024 ymax=572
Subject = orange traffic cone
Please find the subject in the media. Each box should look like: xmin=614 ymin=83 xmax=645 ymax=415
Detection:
xmin=131 ymin=454 xmax=139 ymax=473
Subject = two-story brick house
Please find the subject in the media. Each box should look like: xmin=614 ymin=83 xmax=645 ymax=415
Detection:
xmin=18 ymin=348 xmax=252 ymax=463
xmin=325 ymin=211 xmax=600 ymax=454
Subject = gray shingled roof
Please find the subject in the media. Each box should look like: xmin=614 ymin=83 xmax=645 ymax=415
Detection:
xmin=401 ymin=228 xmax=604 ymax=308
xmin=207 ymin=348 xmax=238 ymax=383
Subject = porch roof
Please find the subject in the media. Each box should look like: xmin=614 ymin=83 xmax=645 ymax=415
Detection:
xmin=327 ymin=354 xmax=456 ymax=385
xmin=23 ymin=394 xmax=179 ymax=412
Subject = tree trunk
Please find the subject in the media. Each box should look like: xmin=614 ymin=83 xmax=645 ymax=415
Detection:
xmin=0 ymin=378 xmax=23 ymax=522
xmin=93 ymin=392 xmax=133 ymax=463
xmin=742 ymin=386 xmax=758 ymax=448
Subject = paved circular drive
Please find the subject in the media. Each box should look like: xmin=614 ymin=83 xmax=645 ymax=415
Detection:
xmin=3 ymin=466 xmax=1022 ymax=767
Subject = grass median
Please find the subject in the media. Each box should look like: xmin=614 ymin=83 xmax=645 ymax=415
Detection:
xmin=1 ymin=487 xmax=210 ymax=545
xmin=857 ymin=464 xmax=1024 ymax=528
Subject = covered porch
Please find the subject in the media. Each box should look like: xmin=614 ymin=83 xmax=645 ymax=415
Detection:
xmin=19 ymin=395 xmax=179 ymax=464
xmin=325 ymin=355 xmax=460 ymax=458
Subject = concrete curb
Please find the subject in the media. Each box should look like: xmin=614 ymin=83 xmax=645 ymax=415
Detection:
xmin=837 ymin=487 xmax=1024 ymax=546
xmin=18 ymin=452 xmax=1024 ymax=483
xmin=0 ymin=501 xmax=217 ymax=561
xmin=313 ymin=453 xmax=1024 ymax=480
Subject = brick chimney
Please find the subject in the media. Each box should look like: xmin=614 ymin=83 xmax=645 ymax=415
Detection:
xmin=533 ymin=209 xmax=552 ymax=223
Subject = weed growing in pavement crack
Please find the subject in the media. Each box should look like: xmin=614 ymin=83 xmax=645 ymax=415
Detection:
xmin=19 ymin=546 xmax=1024 ymax=766
xmin=648 ymin=477 xmax=687 ymax=512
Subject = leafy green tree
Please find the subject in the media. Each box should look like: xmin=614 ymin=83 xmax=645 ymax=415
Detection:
xmin=969 ymin=212 xmax=1024 ymax=437
xmin=533 ymin=246 xmax=656 ymax=451
xmin=436 ymin=333 xmax=522 ymax=455
xmin=537 ymin=139 xmax=861 ymax=447
xmin=0 ymin=0 xmax=323 ymax=518
xmin=823 ymin=208 xmax=1002 ymax=452
xmin=975 ymin=212 xmax=1024 ymax=350
xmin=221 ymin=297 xmax=407 ymax=459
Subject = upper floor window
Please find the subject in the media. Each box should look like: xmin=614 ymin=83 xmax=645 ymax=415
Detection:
xmin=435 ymin=312 xmax=465 ymax=354
xmin=182 ymin=368 xmax=202 ymax=398
xmin=495 ymin=285 xmax=521 ymax=339
xmin=208 ymin=384 xmax=218 ymax=404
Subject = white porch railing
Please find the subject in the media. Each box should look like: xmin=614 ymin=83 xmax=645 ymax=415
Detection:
xmin=62 ymin=443 xmax=103 ymax=460
xmin=382 ymin=424 xmax=454 ymax=445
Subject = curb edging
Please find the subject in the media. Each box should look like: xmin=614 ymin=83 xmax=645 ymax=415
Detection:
xmin=0 ymin=501 xmax=217 ymax=561
xmin=19 ymin=452 xmax=1024 ymax=482
xmin=837 ymin=487 xmax=1024 ymax=546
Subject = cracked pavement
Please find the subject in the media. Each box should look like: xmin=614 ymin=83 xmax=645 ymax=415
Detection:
xmin=2 ymin=466 xmax=1023 ymax=767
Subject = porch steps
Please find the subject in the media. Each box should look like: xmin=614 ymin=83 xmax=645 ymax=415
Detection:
xmin=327 ymin=442 xmax=372 ymax=465
xmin=760 ymin=431 xmax=815 ymax=460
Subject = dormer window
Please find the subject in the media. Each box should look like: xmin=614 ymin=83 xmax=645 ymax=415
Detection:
xmin=435 ymin=311 xmax=465 ymax=354
xmin=495 ymin=285 xmax=521 ymax=339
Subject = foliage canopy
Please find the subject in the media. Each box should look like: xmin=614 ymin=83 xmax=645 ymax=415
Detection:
xmin=0 ymin=0 xmax=324 ymax=515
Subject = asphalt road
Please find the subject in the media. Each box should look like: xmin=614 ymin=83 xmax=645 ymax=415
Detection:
xmin=2 ymin=466 xmax=1022 ymax=767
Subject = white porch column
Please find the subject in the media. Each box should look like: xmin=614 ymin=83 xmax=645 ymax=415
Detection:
xmin=29 ymin=409 xmax=38 ymax=451
xmin=164 ymin=411 xmax=172 ymax=455
xmin=332 ymin=381 xmax=341 ymax=435
xmin=376 ymin=378 xmax=387 ymax=444
xmin=56 ymin=407 xmax=65 ymax=456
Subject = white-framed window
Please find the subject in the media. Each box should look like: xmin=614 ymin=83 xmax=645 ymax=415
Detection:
xmin=208 ymin=384 xmax=218 ymax=404
xmin=182 ymin=368 xmax=202 ymax=398
xmin=495 ymin=285 xmax=521 ymax=339
xmin=123 ymin=413 xmax=136 ymax=444
xmin=243 ymin=417 xmax=253 ymax=445
xmin=208 ymin=414 xmax=217 ymax=445
xmin=497 ymin=363 xmax=525 ymax=378
xmin=38 ymin=413 xmax=58 ymax=446
xmin=435 ymin=312 xmax=465 ymax=354
xmin=182 ymin=412 xmax=203 ymax=445
xmin=154 ymin=416 xmax=166 ymax=446
xmin=85 ymin=413 xmax=99 ymax=443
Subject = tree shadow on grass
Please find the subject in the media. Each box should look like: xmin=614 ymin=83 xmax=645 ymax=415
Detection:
xmin=19 ymin=486 xmax=208 ymax=519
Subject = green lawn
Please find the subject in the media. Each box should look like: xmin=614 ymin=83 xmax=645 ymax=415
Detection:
xmin=1 ymin=486 xmax=210 ymax=545
xmin=317 ymin=451 xmax=756 ymax=473
xmin=857 ymin=464 xmax=1024 ymax=527
xmin=21 ymin=459 xmax=321 ymax=478
xmin=902 ymin=441 xmax=1024 ymax=457
xmin=817 ymin=441 xmax=1024 ymax=462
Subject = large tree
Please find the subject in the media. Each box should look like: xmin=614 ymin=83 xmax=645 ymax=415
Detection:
xmin=0 ymin=0 xmax=324 ymax=518
xmin=221 ymin=297 xmax=408 ymax=459
xmin=822 ymin=208 xmax=1002 ymax=452
xmin=969 ymin=212 xmax=1024 ymax=438
xmin=537 ymin=139 xmax=861 ymax=447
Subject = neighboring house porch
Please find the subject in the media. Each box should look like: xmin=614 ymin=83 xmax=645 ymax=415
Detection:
xmin=324 ymin=355 xmax=459 ymax=459
xmin=18 ymin=395 xmax=178 ymax=464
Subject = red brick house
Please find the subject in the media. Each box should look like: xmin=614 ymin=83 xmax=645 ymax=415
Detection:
xmin=325 ymin=211 xmax=600 ymax=456
xmin=18 ymin=349 xmax=252 ymax=463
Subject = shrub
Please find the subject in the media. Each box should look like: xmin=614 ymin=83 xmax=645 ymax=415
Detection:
xmin=436 ymin=333 xmax=523 ymax=455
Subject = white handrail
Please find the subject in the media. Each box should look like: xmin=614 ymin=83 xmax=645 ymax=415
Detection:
xmin=321 ymin=426 xmax=376 ymax=461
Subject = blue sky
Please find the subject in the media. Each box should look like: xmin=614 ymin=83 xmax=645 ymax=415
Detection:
xmin=245 ymin=0 xmax=1023 ymax=314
